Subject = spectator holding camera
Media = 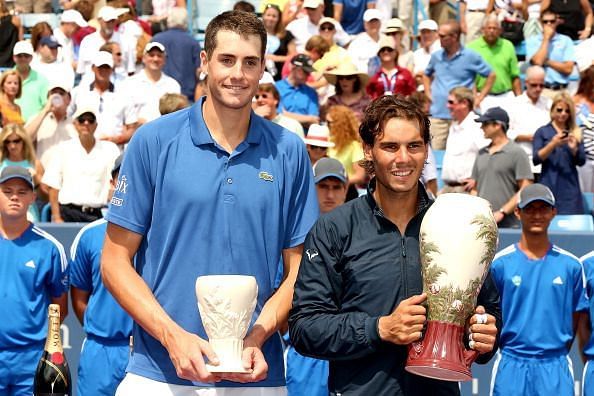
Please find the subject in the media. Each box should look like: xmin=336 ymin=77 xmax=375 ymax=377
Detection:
xmin=533 ymin=93 xmax=586 ymax=214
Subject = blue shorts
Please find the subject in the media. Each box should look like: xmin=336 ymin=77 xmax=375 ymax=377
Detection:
xmin=491 ymin=350 xmax=574 ymax=396
xmin=78 ymin=335 xmax=129 ymax=396
xmin=285 ymin=345 xmax=328 ymax=396
xmin=584 ymin=360 xmax=594 ymax=396
xmin=0 ymin=343 xmax=43 ymax=396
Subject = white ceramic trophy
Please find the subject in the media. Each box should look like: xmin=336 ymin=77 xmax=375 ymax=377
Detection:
xmin=195 ymin=275 xmax=258 ymax=373
xmin=405 ymin=193 xmax=498 ymax=381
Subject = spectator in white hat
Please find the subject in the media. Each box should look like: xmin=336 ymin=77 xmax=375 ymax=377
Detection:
xmin=119 ymin=42 xmax=181 ymax=124
xmin=347 ymin=8 xmax=384 ymax=74
xmin=53 ymin=9 xmax=88 ymax=69
xmin=304 ymin=123 xmax=334 ymax=165
xmin=12 ymin=41 xmax=49 ymax=123
xmin=77 ymin=6 xmax=128 ymax=77
xmin=70 ymin=51 xmax=139 ymax=145
xmin=368 ymin=17 xmax=414 ymax=76
xmin=333 ymin=0 xmax=376 ymax=35
xmin=412 ymin=19 xmax=440 ymax=90
xmin=286 ymin=0 xmax=350 ymax=53
xmin=25 ymin=81 xmax=77 ymax=170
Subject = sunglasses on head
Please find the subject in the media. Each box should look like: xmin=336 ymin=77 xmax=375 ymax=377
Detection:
xmin=265 ymin=3 xmax=280 ymax=11
xmin=77 ymin=115 xmax=97 ymax=124
xmin=4 ymin=138 xmax=23 ymax=145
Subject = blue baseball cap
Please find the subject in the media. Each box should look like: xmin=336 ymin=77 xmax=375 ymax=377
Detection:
xmin=0 ymin=166 xmax=34 ymax=189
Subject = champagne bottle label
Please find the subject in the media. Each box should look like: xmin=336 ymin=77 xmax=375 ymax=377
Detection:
xmin=34 ymin=304 xmax=71 ymax=396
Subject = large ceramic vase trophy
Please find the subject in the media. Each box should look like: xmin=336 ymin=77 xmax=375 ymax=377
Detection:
xmin=195 ymin=275 xmax=258 ymax=373
xmin=405 ymin=193 xmax=498 ymax=381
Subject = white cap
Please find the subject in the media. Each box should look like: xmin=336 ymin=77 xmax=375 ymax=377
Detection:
xmin=48 ymin=80 xmax=71 ymax=92
xmin=259 ymin=71 xmax=275 ymax=84
xmin=61 ymin=9 xmax=88 ymax=27
xmin=92 ymin=51 xmax=114 ymax=68
xmin=13 ymin=40 xmax=33 ymax=56
xmin=363 ymin=9 xmax=382 ymax=22
xmin=144 ymin=41 xmax=166 ymax=54
xmin=318 ymin=17 xmax=338 ymax=28
xmin=73 ymin=106 xmax=97 ymax=120
xmin=303 ymin=0 xmax=323 ymax=9
xmin=418 ymin=19 xmax=438 ymax=31
xmin=98 ymin=6 xmax=126 ymax=21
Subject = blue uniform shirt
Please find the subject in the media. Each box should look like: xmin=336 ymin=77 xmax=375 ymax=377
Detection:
xmin=581 ymin=251 xmax=594 ymax=359
xmin=491 ymin=244 xmax=588 ymax=357
xmin=106 ymin=97 xmax=319 ymax=387
xmin=0 ymin=225 xmax=68 ymax=348
xmin=526 ymin=33 xmax=576 ymax=85
xmin=425 ymin=47 xmax=492 ymax=119
xmin=70 ymin=219 xmax=133 ymax=340
xmin=275 ymin=78 xmax=319 ymax=116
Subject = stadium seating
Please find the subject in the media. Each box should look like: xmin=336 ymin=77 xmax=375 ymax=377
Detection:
xmin=549 ymin=214 xmax=594 ymax=232
xmin=583 ymin=192 xmax=594 ymax=215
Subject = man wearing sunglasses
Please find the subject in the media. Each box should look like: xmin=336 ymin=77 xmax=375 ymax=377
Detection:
xmin=526 ymin=9 xmax=577 ymax=99
xmin=470 ymin=107 xmax=533 ymax=228
xmin=42 ymin=107 xmax=120 ymax=222
xmin=505 ymin=65 xmax=552 ymax=180
xmin=253 ymin=81 xmax=304 ymax=138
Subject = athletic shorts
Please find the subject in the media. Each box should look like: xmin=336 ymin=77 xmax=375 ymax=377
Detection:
xmin=491 ymin=350 xmax=574 ymax=396
xmin=116 ymin=373 xmax=287 ymax=396
xmin=78 ymin=336 xmax=130 ymax=396
xmin=0 ymin=343 xmax=43 ymax=396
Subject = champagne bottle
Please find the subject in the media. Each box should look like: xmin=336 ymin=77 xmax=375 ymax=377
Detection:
xmin=33 ymin=304 xmax=71 ymax=396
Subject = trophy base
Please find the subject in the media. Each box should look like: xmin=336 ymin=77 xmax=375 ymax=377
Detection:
xmin=206 ymin=364 xmax=253 ymax=373
xmin=405 ymin=321 xmax=477 ymax=382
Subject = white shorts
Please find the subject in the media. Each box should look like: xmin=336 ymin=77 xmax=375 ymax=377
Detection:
xmin=116 ymin=373 xmax=287 ymax=396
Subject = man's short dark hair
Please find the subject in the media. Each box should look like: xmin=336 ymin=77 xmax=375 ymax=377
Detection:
xmin=204 ymin=10 xmax=267 ymax=61
xmin=359 ymin=95 xmax=431 ymax=174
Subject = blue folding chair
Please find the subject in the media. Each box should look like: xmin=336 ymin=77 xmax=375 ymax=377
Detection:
xmin=40 ymin=203 xmax=52 ymax=222
xmin=549 ymin=215 xmax=594 ymax=232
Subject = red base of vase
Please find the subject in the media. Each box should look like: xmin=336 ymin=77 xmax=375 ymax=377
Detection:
xmin=405 ymin=321 xmax=478 ymax=382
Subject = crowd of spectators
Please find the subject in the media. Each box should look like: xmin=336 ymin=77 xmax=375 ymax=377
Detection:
xmin=1 ymin=0 xmax=594 ymax=225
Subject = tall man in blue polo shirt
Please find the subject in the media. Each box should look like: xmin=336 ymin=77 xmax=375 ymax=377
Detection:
xmin=101 ymin=10 xmax=319 ymax=395
xmin=526 ymin=9 xmax=577 ymax=100
xmin=70 ymin=155 xmax=132 ymax=395
xmin=423 ymin=19 xmax=495 ymax=150
xmin=275 ymin=54 xmax=320 ymax=128
xmin=490 ymin=183 xmax=588 ymax=396
xmin=0 ymin=166 xmax=69 ymax=396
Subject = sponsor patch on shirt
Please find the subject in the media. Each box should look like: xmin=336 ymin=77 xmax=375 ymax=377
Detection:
xmin=259 ymin=171 xmax=274 ymax=182
xmin=553 ymin=276 xmax=564 ymax=285
xmin=512 ymin=275 xmax=521 ymax=287
xmin=305 ymin=249 xmax=319 ymax=261
xmin=24 ymin=260 xmax=36 ymax=269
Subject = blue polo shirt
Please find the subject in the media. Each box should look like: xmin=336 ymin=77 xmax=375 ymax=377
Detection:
xmin=425 ymin=47 xmax=492 ymax=119
xmin=275 ymin=78 xmax=319 ymax=117
xmin=526 ymin=33 xmax=576 ymax=85
xmin=0 ymin=224 xmax=68 ymax=348
xmin=106 ymin=96 xmax=319 ymax=387
xmin=491 ymin=244 xmax=587 ymax=357
xmin=581 ymin=251 xmax=594 ymax=359
xmin=70 ymin=219 xmax=132 ymax=340
xmin=332 ymin=0 xmax=376 ymax=35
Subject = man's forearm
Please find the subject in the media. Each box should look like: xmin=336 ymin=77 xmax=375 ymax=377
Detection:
xmin=248 ymin=245 xmax=304 ymax=347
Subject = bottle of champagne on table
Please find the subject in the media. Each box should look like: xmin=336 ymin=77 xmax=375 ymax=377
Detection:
xmin=33 ymin=304 xmax=71 ymax=396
